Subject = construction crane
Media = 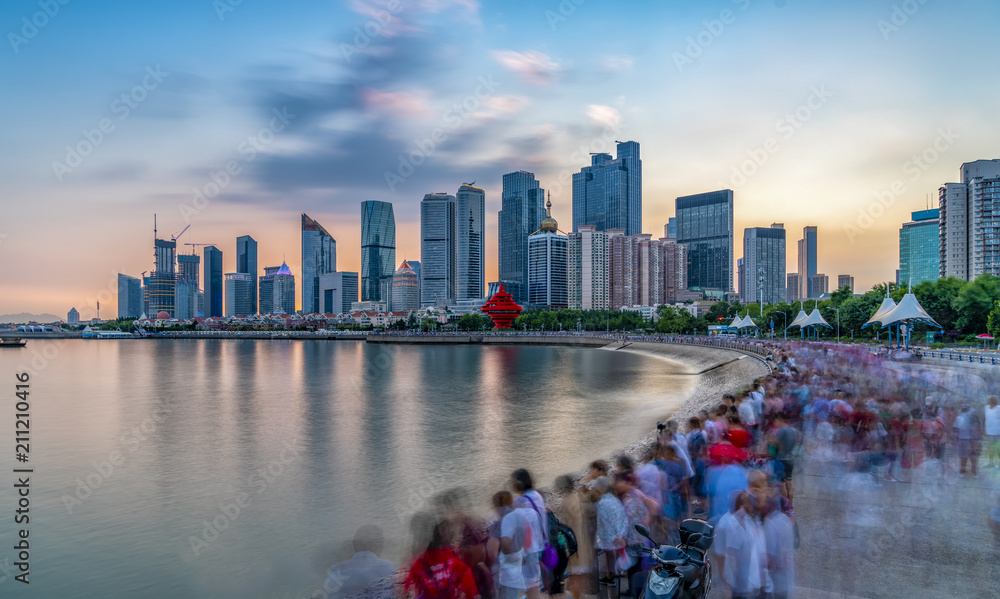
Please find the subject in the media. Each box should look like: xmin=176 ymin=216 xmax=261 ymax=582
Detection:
xmin=184 ymin=242 xmax=217 ymax=255
xmin=172 ymin=224 xmax=191 ymax=243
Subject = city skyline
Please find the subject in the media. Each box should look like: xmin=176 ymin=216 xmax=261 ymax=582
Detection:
xmin=4 ymin=1 xmax=1000 ymax=317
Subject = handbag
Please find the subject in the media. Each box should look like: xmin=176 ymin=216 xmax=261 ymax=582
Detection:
xmin=523 ymin=495 xmax=559 ymax=569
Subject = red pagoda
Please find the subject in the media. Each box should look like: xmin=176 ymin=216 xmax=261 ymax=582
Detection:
xmin=480 ymin=283 xmax=522 ymax=329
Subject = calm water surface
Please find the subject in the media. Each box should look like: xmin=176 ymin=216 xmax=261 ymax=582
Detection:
xmin=0 ymin=339 xmax=692 ymax=598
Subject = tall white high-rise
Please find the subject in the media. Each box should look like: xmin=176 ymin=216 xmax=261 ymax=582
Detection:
xmin=939 ymin=160 xmax=1000 ymax=280
xmin=568 ymin=225 xmax=610 ymax=310
xmin=456 ymin=184 xmax=486 ymax=300
xmin=420 ymin=193 xmax=457 ymax=306
xmin=528 ymin=195 xmax=568 ymax=309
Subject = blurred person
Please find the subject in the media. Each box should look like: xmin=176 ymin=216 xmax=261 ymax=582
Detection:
xmin=762 ymin=497 xmax=795 ymax=599
xmin=510 ymin=469 xmax=546 ymax=599
xmin=554 ymin=475 xmax=592 ymax=599
xmin=404 ymin=520 xmax=479 ymax=599
xmin=986 ymin=396 xmax=1000 ymax=468
xmin=954 ymin=403 xmax=983 ymax=475
xmin=322 ymin=524 xmax=397 ymax=599
xmin=440 ymin=488 xmax=493 ymax=599
xmin=772 ymin=414 xmax=801 ymax=506
xmin=615 ymin=472 xmax=657 ymax=593
xmin=592 ymin=476 xmax=627 ymax=586
xmin=490 ymin=491 xmax=527 ymax=599
xmin=725 ymin=492 xmax=766 ymax=599
xmin=838 ymin=455 xmax=881 ymax=539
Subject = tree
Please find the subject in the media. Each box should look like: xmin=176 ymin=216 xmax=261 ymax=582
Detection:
xmin=987 ymin=301 xmax=1000 ymax=340
xmin=457 ymin=313 xmax=490 ymax=331
xmin=953 ymin=274 xmax=1000 ymax=334
xmin=656 ymin=305 xmax=696 ymax=333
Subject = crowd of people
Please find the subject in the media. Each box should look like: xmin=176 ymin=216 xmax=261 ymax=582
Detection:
xmin=321 ymin=341 xmax=1000 ymax=599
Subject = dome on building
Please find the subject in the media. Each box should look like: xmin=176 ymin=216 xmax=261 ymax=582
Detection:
xmin=539 ymin=192 xmax=558 ymax=233
xmin=155 ymin=311 xmax=170 ymax=319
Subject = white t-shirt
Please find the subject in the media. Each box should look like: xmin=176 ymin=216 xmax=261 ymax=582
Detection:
xmin=738 ymin=401 xmax=757 ymax=427
xmin=498 ymin=509 xmax=528 ymax=589
xmin=515 ymin=490 xmax=547 ymax=550
xmin=763 ymin=512 xmax=795 ymax=595
xmin=985 ymin=405 xmax=1000 ymax=436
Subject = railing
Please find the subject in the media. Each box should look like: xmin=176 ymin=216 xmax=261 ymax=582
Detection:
xmin=922 ymin=350 xmax=1000 ymax=365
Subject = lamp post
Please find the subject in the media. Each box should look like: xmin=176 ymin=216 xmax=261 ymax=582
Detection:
xmin=778 ymin=310 xmax=787 ymax=340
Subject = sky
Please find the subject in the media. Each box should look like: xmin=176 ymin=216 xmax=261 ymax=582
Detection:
xmin=2 ymin=0 xmax=999 ymax=318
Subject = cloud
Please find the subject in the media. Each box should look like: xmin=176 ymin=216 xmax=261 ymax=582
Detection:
xmin=586 ymin=105 xmax=622 ymax=130
xmin=362 ymin=88 xmax=431 ymax=119
xmin=601 ymin=55 xmax=634 ymax=72
xmin=492 ymin=50 xmax=560 ymax=85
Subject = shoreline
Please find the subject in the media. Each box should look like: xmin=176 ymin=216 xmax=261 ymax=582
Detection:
xmin=343 ymin=340 xmax=770 ymax=599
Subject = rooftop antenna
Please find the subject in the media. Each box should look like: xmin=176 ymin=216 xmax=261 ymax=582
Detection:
xmin=154 ymin=214 xmax=157 ymax=238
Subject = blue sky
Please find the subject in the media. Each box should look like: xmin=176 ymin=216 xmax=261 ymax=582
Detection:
xmin=2 ymin=0 xmax=998 ymax=316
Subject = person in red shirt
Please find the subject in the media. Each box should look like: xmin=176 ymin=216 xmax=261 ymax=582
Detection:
xmin=404 ymin=521 xmax=480 ymax=599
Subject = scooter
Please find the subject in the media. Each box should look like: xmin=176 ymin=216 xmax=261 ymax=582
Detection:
xmin=633 ymin=519 xmax=714 ymax=599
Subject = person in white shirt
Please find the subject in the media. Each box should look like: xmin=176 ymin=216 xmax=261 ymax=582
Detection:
xmin=763 ymin=500 xmax=795 ymax=599
xmin=491 ymin=491 xmax=527 ymax=599
xmin=511 ymin=469 xmax=545 ymax=599
xmin=986 ymin=396 xmax=1000 ymax=468
xmin=323 ymin=525 xmax=397 ymax=599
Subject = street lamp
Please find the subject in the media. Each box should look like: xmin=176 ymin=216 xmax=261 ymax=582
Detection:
xmin=778 ymin=310 xmax=787 ymax=340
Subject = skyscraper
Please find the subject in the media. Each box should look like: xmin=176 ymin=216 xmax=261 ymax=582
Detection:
xmin=572 ymin=140 xmax=643 ymax=235
xmin=899 ymin=209 xmax=940 ymax=285
xmin=661 ymin=239 xmax=688 ymax=302
xmin=391 ymin=260 xmax=420 ymax=312
xmin=175 ymin=253 xmax=201 ymax=319
xmin=225 ymin=273 xmax=254 ymax=317
xmin=811 ymin=273 xmax=829 ymax=297
xmin=499 ymin=171 xmax=545 ymax=305
xmin=320 ymin=271 xmax=359 ymax=314
xmin=528 ymin=195 xmax=568 ymax=309
xmin=360 ymin=201 xmax=396 ymax=303
xmin=838 ymin=274 xmax=855 ymax=293
xmin=272 ymin=262 xmax=295 ymax=313
xmin=797 ymin=226 xmax=818 ymax=298
xmin=939 ymin=160 xmax=1000 ymax=280
xmin=117 ymin=274 xmax=142 ymax=318
xmin=675 ymin=189 xmax=734 ymax=291
xmin=786 ymin=273 xmax=801 ymax=303
xmin=67 ymin=307 xmax=79 ymax=324
xmin=236 ymin=235 xmax=258 ymax=314
xmin=301 ymin=213 xmax=337 ymax=314
xmin=148 ymin=238 xmax=176 ymax=317
xmin=420 ymin=193 xmax=457 ymax=306
xmin=665 ymin=217 xmax=677 ymax=240
xmin=204 ymin=246 xmax=223 ymax=318
xmin=567 ymin=225 xmax=610 ymax=310
xmin=456 ymin=184 xmax=486 ymax=300
xmin=741 ymin=224 xmax=786 ymax=305
xmin=259 ymin=266 xmax=278 ymax=315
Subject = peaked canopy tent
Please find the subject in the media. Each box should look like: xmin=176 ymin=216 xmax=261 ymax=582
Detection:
xmin=727 ymin=315 xmax=743 ymax=330
xmin=790 ymin=308 xmax=832 ymax=340
xmin=863 ymin=296 xmax=897 ymax=329
xmin=879 ymin=292 xmax=941 ymax=348
xmin=787 ymin=305 xmax=811 ymax=338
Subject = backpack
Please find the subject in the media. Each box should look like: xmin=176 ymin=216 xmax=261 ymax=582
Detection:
xmin=546 ymin=510 xmax=578 ymax=559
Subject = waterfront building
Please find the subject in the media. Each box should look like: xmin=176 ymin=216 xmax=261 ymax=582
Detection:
xmin=811 ymin=273 xmax=829 ymax=297
xmin=67 ymin=307 xmax=79 ymax=324
xmin=320 ymin=271 xmax=360 ymax=315
xmin=675 ymin=189 xmax=734 ymax=292
xmin=408 ymin=260 xmax=422 ymax=304
xmin=204 ymin=246 xmax=223 ymax=318
xmin=797 ymin=226 xmax=818 ymax=299
xmin=225 ymin=273 xmax=254 ymax=316
xmin=117 ymin=274 xmax=142 ymax=318
xmin=302 ymin=213 xmax=337 ymax=314
xmin=499 ymin=171 xmax=545 ymax=305
xmin=787 ymin=273 xmax=801 ymax=303
xmin=741 ymin=224 xmax=786 ymax=305
xmin=259 ymin=266 xmax=277 ymax=314
xmin=661 ymin=239 xmax=688 ymax=302
xmin=572 ymin=140 xmax=642 ymax=235
xmin=665 ymin=217 xmax=677 ymax=240
xmin=351 ymin=301 xmax=387 ymax=312
xmin=236 ymin=235 xmax=258 ymax=314
xmin=456 ymin=183 xmax=486 ymax=300
xmin=420 ymin=193 xmax=457 ymax=306
xmin=361 ymin=201 xmax=395 ymax=303
xmin=939 ymin=160 xmax=1000 ymax=280
xmin=899 ymin=209 xmax=940 ymax=286
xmin=148 ymin=238 xmax=177 ymax=317
xmin=175 ymin=253 xmax=201 ymax=319
xmin=568 ymin=225 xmax=610 ymax=310
xmin=391 ymin=260 xmax=420 ymax=312
xmin=838 ymin=274 xmax=855 ymax=293
xmin=528 ymin=195 xmax=568 ymax=309
xmin=272 ymin=262 xmax=296 ymax=314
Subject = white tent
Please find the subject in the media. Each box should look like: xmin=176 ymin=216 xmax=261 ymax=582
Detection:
xmin=740 ymin=314 xmax=758 ymax=328
xmin=801 ymin=308 xmax=832 ymax=329
xmin=862 ymin=296 xmax=897 ymax=329
xmin=727 ymin=315 xmax=742 ymax=329
xmin=788 ymin=309 xmax=809 ymax=329
xmin=879 ymin=293 xmax=941 ymax=329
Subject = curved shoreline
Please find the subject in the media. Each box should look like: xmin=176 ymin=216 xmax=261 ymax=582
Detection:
xmin=343 ymin=339 xmax=769 ymax=599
